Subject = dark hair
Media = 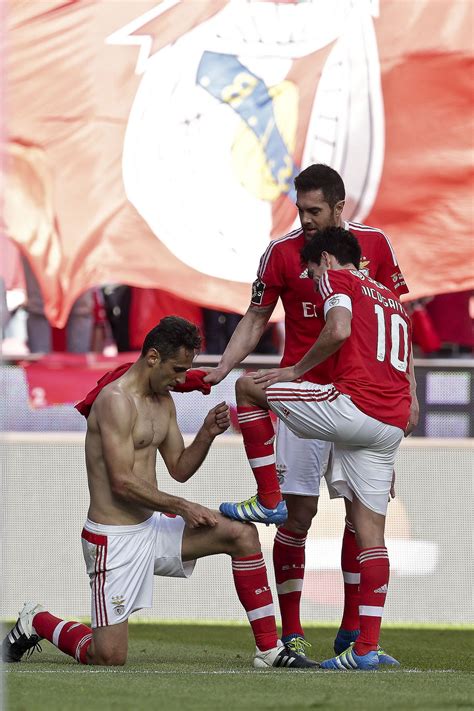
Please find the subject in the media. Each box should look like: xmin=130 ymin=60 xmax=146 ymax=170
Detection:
xmin=300 ymin=227 xmax=361 ymax=270
xmin=141 ymin=316 xmax=202 ymax=359
xmin=294 ymin=164 xmax=345 ymax=209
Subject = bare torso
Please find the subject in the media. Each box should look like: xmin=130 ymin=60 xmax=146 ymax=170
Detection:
xmin=85 ymin=378 xmax=172 ymax=525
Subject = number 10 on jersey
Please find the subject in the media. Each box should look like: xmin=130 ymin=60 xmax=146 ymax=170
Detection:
xmin=374 ymin=305 xmax=409 ymax=372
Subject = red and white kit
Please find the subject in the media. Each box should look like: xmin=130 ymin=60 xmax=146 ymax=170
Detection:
xmin=266 ymin=269 xmax=412 ymax=515
xmin=81 ymin=513 xmax=196 ymax=628
xmin=252 ymin=222 xmax=408 ymax=495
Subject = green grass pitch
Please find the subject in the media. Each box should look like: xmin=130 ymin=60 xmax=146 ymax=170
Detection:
xmin=3 ymin=623 xmax=473 ymax=711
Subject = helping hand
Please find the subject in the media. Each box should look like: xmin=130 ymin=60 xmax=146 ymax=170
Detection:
xmin=252 ymin=366 xmax=298 ymax=389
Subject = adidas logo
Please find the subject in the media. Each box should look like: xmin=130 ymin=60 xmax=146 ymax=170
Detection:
xmin=264 ymin=435 xmax=275 ymax=445
xmin=299 ymin=268 xmax=309 ymax=278
xmin=374 ymin=584 xmax=388 ymax=594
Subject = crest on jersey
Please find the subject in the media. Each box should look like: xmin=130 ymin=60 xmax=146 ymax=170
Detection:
xmin=110 ymin=1 xmax=384 ymax=283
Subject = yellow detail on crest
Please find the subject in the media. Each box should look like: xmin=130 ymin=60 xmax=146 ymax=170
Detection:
xmin=231 ymin=80 xmax=298 ymax=201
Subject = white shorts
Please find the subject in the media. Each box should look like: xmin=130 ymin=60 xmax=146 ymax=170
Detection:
xmin=81 ymin=513 xmax=196 ymax=628
xmin=275 ymin=419 xmax=331 ymax=497
xmin=267 ymin=382 xmax=403 ymax=515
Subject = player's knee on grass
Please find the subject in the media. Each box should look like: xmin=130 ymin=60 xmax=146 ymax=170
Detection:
xmin=88 ymin=632 xmax=128 ymax=666
xmin=89 ymin=647 xmax=127 ymax=666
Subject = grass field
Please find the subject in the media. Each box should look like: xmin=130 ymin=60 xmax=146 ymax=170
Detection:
xmin=3 ymin=623 xmax=473 ymax=711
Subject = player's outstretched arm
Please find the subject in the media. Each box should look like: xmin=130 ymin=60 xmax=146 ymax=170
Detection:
xmin=204 ymin=305 xmax=274 ymax=385
xmin=159 ymin=401 xmax=230 ymax=483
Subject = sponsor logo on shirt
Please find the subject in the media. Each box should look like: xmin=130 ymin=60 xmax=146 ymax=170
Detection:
xmin=302 ymin=302 xmax=318 ymax=317
xmin=251 ymin=278 xmax=266 ymax=304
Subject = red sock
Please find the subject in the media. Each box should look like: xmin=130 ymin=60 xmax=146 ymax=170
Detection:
xmin=273 ymin=527 xmax=306 ymax=639
xmin=237 ymin=406 xmax=280 ymax=508
xmin=232 ymin=554 xmax=278 ymax=651
xmin=354 ymin=547 xmax=389 ymax=655
xmin=33 ymin=611 xmax=92 ymax=664
xmin=340 ymin=519 xmax=360 ymax=631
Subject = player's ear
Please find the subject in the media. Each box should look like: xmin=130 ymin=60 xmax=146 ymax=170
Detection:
xmin=321 ymin=251 xmax=331 ymax=269
xmin=334 ymin=199 xmax=344 ymax=218
xmin=146 ymin=348 xmax=161 ymax=367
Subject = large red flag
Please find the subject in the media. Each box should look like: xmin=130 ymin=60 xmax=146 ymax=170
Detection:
xmin=3 ymin=1 xmax=473 ymax=327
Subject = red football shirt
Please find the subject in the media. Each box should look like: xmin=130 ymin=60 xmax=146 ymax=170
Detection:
xmin=251 ymin=221 xmax=408 ymax=383
xmin=316 ymin=269 xmax=412 ymax=430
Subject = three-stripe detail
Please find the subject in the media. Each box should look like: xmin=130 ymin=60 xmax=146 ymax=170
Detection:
xmin=267 ymin=385 xmax=340 ymax=404
xmin=82 ymin=528 xmax=108 ymax=627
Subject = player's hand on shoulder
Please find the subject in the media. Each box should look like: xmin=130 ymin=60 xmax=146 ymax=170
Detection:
xmin=182 ymin=501 xmax=218 ymax=529
xmin=203 ymin=401 xmax=231 ymax=437
xmin=203 ymin=366 xmax=228 ymax=385
xmin=252 ymin=366 xmax=297 ymax=389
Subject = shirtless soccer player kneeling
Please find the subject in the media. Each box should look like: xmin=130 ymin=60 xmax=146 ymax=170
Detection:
xmin=2 ymin=317 xmax=317 ymax=670
xmin=220 ymin=229 xmax=412 ymax=670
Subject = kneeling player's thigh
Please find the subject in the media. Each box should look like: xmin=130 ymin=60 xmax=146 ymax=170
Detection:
xmin=182 ymin=513 xmax=259 ymax=560
xmin=276 ymin=421 xmax=330 ymax=496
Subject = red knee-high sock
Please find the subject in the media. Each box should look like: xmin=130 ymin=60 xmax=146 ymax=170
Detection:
xmin=340 ymin=519 xmax=360 ymax=631
xmin=237 ymin=406 xmax=280 ymax=508
xmin=354 ymin=547 xmax=389 ymax=656
xmin=33 ymin=611 xmax=92 ymax=664
xmin=232 ymin=553 xmax=279 ymax=651
xmin=273 ymin=527 xmax=306 ymax=639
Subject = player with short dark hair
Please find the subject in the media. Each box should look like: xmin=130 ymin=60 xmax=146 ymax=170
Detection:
xmin=221 ymin=227 xmax=412 ymax=669
xmin=205 ymin=164 xmax=418 ymax=662
xmin=2 ymin=316 xmax=316 ymax=670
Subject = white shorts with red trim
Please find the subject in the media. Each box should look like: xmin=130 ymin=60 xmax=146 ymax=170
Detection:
xmin=267 ymin=382 xmax=403 ymax=515
xmin=81 ymin=513 xmax=196 ymax=628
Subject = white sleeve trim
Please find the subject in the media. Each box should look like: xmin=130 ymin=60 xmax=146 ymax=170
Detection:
xmin=323 ymin=293 xmax=352 ymax=319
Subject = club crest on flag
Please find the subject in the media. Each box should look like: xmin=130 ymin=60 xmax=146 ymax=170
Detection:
xmin=109 ymin=1 xmax=384 ymax=283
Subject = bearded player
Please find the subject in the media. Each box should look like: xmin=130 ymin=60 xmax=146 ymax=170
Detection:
xmin=222 ymin=227 xmax=412 ymax=669
xmin=205 ymin=164 xmax=418 ymax=660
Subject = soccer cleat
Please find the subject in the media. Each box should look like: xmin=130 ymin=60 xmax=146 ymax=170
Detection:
xmin=333 ymin=628 xmax=360 ymax=654
xmin=254 ymin=640 xmax=319 ymax=669
xmin=377 ymin=647 xmax=400 ymax=666
xmin=1 ymin=602 xmax=44 ymax=663
xmin=219 ymin=496 xmax=288 ymax=525
xmin=320 ymin=643 xmax=379 ymax=671
xmin=282 ymin=634 xmax=316 ymax=661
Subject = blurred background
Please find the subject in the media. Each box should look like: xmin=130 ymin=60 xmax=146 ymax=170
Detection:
xmin=1 ymin=1 xmax=473 ymax=626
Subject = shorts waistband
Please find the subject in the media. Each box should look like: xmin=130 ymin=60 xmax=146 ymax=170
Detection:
xmin=84 ymin=514 xmax=155 ymax=536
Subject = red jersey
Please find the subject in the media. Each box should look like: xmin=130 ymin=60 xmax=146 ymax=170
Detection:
xmin=316 ymin=269 xmax=412 ymax=430
xmin=251 ymin=221 xmax=408 ymax=383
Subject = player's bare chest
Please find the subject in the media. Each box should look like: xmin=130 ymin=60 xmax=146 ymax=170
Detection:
xmin=132 ymin=409 xmax=169 ymax=449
